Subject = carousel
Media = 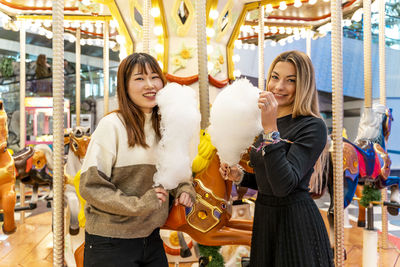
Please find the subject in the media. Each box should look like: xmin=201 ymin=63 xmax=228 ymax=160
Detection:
xmin=0 ymin=0 xmax=399 ymax=266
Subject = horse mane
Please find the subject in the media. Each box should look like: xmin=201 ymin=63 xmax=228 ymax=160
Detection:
xmin=354 ymin=104 xmax=386 ymax=146
xmin=34 ymin=144 xmax=53 ymax=170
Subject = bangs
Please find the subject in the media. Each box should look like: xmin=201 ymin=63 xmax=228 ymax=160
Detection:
xmin=133 ymin=56 xmax=160 ymax=75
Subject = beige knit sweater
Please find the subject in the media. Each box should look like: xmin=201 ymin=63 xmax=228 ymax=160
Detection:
xmin=80 ymin=112 xmax=195 ymax=239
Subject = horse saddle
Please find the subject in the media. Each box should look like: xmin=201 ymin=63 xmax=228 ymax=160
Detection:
xmin=344 ymin=139 xmax=378 ymax=177
xmin=185 ymin=179 xmax=227 ymax=233
xmin=13 ymin=146 xmax=34 ymax=179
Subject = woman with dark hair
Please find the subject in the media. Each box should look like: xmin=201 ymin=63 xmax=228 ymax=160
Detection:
xmin=35 ymin=54 xmax=51 ymax=79
xmin=80 ymin=53 xmax=195 ymax=267
xmin=220 ymin=50 xmax=333 ymax=266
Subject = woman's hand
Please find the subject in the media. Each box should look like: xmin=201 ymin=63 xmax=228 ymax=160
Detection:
xmin=175 ymin=192 xmax=193 ymax=208
xmin=154 ymin=187 xmax=168 ymax=206
xmin=258 ymin=91 xmax=278 ymax=133
xmin=219 ymin=163 xmax=243 ymax=182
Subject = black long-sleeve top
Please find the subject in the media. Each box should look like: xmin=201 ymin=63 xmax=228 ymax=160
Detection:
xmin=241 ymin=114 xmax=327 ymax=197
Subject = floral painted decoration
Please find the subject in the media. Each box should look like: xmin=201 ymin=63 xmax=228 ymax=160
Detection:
xmin=209 ymin=47 xmax=224 ymax=76
xmin=171 ymin=43 xmax=195 ymax=73
xmin=78 ymin=0 xmax=100 ymax=15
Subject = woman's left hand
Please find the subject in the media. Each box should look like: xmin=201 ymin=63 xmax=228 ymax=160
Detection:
xmin=175 ymin=192 xmax=193 ymax=208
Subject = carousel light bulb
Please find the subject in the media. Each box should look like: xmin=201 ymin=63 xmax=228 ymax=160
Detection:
xmin=243 ymin=43 xmax=249 ymax=50
xmin=82 ymin=0 xmax=91 ymax=5
xmin=233 ymin=54 xmax=241 ymax=63
xmin=95 ymin=39 xmax=102 ymax=46
xmin=207 ymin=44 xmax=214 ymax=54
xmin=264 ymin=26 xmax=269 ymax=33
xmin=63 ymin=21 xmax=70 ymax=28
xmin=279 ymin=39 xmax=286 ymax=46
xmin=68 ymin=35 xmax=75 ymax=43
xmin=208 ymin=61 xmax=214 ymax=71
xmin=323 ymin=0 xmax=329 ymax=2
xmin=43 ymin=20 xmax=51 ymax=28
xmin=294 ymin=0 xmax=302 ymax=8
xmin=38 ymin=28 xmax=46 ymax=35
xmin=87 ymin=39 xmax=94 ymax=46
xmin=80 ymin=39 xmax=86 ymax=46
xmin=116 ymin=35 xmax=125 ymax=45
xmin=95 ymin=21 xmax=102 ymax=28
xmin=233 ymin=69 xmax=241 ymax=78
xmin=287 ymin=36 xmax=294 ymax=43
xmin=153 ymin=26 xmax=163 ymax=36
xmin=109 ymin=41 xmax=116 ymax=49
xmin=250 ymin=44 xmax=256 ymax=50
xmin=286 ymin=27 xmax=293 ymax=34
xmin=279 ymin=27 xmax=285 ymax=34
xmin=45 ymin=32 xmax=52 ymax=39
xmin=279 ymin=2 xmax=287 ymax=11
xmin=265 ymin=4 xmax=273 ymax=13
xmin=309 ymin=0 xmax=317 ymax=5
xmin=157 ymin=61 xmax=163 ymax=70
xmin=209 ymin=9 xmax=219 ymax=20
xmin=206 ymin=28 xmax=216 ymax=38
xmin=271 ymin=41 xmax=277 ymax=46
xmin=151 ymin=7 xmax=160 ymax=17
xmin=155 ymin=43 xmax=164 ymax=53
xmin=352 ymin=8 xmax=363 ymax=22
xmin=110 ymin=20 xmax=118 ymax=28
xmin=294 ymin=34 xmax=300 ymax=40
xmin=270 ymin=26 xmax=278 ymax=34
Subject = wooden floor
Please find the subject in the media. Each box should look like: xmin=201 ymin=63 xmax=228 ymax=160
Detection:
xmin=0 ymin=210 xmax=399 ymax=267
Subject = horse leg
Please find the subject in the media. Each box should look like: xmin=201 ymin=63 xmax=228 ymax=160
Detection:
xmin=205 ymin=226 xmax=252 ymax=246
xmin=65 ymin=184 xmax=80 ymax=235
xmin=1 ymin=183 xmax=17 ymax=234
xmin=225 ymin=219 xmax=253 ymax=231
xmin=355 ymin=185 xmax=366 ymax=227
xmin=388 ymin=185 xmax=400 ymax=216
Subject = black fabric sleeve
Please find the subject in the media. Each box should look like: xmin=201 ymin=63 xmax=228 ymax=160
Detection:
xmin=262 ymin=118 xmax=327 ymax=197
xmin=240 ymin=171 xmax=258 ymax=190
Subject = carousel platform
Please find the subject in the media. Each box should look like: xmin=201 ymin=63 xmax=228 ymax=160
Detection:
xmin=0 ymin=210 xmax=399 ymax=267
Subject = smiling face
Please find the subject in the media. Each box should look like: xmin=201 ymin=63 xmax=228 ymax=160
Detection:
xmin=127 ymin=63 xmax=164 ymax=113
xmin=267 ymin=61 xmax=297 ymax=114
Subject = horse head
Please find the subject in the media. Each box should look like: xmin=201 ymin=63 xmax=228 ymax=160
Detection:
xmin=70 ymin=126 xmax=91 ymax=160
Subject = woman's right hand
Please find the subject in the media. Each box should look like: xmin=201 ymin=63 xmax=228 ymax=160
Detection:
xmin=219 ymin=163 xmax=243 ymax=182
xmin=154 ymin=187 xmax=168 ymax=206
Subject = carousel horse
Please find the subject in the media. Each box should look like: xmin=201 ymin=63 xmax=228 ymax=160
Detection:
xmin=74 ymin=131 xmax=254 ymax=267
xmin=327 ymin=104 xmax=394 ymax=229
xmin=0 ymin=100 xmax=17 ymax=234
xmin=64 ymin=126 xmax=91 ymax=235
xmin=13 ymin=144 xmax=53 ymax=209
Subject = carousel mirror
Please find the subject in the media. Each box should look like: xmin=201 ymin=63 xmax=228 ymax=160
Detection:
xmin=134 ymin=6 xmax=143 ymax=26
xmin=220 ymin=10 xmax=229 ymax=32
xmin=177 ymin=0 xmax=189 ymax=24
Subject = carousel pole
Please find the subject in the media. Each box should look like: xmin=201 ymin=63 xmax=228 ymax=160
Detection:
xmin=143 ymin=0 xmax=151 ymax=54
xmin=76 ymin=29 xmax=81 ymax=126
xmin=196 ymin=0 xmax=209 ymax=129
xmin=362 ymin=0 xmax=379 ymax=265
xmin=103 ymin=21 xmax=110 ymax=115
xmin=306 ymin=28 xmax=312 ymax=58
xmin=19 ymin=20 xmax=26 ymax=224
xmin=331 ymin=0 xmax=345 ymax=265
xmin=378 ymin=0 xmax=388 ymax=250
xmin=258 ymin=3 xmax=264 ymax=91
xmin=52 ymin=0 xmax=65 ymax=265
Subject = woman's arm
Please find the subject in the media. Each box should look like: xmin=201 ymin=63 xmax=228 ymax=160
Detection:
xmin=263 ymin=118 xmax=327 ymax=197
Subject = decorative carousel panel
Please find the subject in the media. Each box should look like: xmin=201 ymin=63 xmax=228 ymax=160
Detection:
xmin=171 ymin=0 xmax=195 ymax=37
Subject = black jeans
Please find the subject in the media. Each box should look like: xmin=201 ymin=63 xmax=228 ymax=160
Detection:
xmin=83 ymin=228 xmax=168 ymax=267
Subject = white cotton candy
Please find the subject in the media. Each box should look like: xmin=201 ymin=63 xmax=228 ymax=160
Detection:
xmin=208 ymin=78 xmax=263 ymax=166
xmin=153 ymin=82 xmax=201 ymax=190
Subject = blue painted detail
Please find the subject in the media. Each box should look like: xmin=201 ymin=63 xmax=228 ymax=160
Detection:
xmin=344 ymin=170 xmax=359 ymax=208
xmin=185 ymin=206 xmax=192 ymax=215
xmin=213 ymin=209 xmax=221 ymax=219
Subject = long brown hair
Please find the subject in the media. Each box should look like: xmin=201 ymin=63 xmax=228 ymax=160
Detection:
xmin=267 ymin=50 xmax=328 ymax=195
xmin=35 ymin=54 xmax=51 ymax=79
xmin=266 ymin=50 xmax=320 ymax=118
xmin=115 ymin=53 xmax=167 ymax=148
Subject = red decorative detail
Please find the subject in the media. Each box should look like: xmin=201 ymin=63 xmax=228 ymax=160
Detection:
xmin=208 ymin=75 xmax=229 ymax=88
xmin=371 ymin=152 xmax=381 ymax=178
xmin=165 ymin=73 xmax=198 ymax=85
xmin=165 ymin=73 xmax=230 ymax=88
xmin=356 ymin=150 xmax=367 ymax=178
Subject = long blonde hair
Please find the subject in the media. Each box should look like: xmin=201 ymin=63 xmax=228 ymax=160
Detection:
xmin=266 ymin=50 xmax=328 ymax=195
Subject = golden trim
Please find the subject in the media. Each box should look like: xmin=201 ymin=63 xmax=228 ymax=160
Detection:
xmin=94 ymin=0 xmax=133 ymax=55
xmin=155 ymin=0 xmax=169 ymax=74
xmin=171 ymin=0 xmax=194 ymax=36
xmin=185 ymin=194 xmax=223 ymax=233
xmin=206 ymin=0 xmax=218 ymax=28
xmin=194 ymin=178 xmax=226 ymax=203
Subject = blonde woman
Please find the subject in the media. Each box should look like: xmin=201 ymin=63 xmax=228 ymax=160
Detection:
xmin=220 ymin=51 xmax=333 ymax=266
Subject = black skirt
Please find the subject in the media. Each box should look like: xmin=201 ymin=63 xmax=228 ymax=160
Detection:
xmin=250 ymin=191 xmax=334 ymax=267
